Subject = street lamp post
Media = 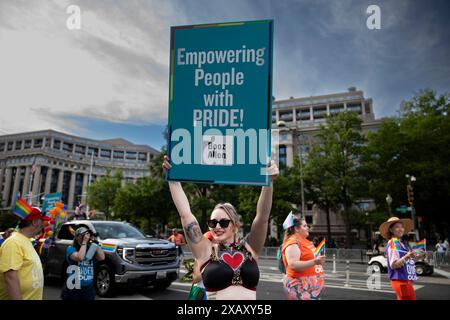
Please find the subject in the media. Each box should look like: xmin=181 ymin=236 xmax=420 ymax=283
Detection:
xmin=386 ymin=194 xmax=393 ymax=217
xmin=405 ymin=174 xmax=418 ymax=240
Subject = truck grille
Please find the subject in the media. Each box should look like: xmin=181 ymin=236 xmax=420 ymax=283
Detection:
xmin=134 ymin=247 xmax=177 ymax=265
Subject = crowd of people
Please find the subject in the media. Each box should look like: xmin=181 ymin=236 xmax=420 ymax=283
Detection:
xmin=0 ymin=156 xmax=445 ymax=301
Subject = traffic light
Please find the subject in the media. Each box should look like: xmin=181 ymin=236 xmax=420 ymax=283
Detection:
xmin=406 ymin=184 xmax=414 ymax=205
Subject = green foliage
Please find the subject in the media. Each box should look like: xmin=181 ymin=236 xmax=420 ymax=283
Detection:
xmin=303 ymin=111 xmax=366 ymax=247
xmin=87 ymin=168 xmax=123 ymax=220
xmin=361 ymin=89 xmax=450 ymax=238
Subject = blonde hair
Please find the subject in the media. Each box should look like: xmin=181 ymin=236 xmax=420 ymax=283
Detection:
xmin=213 ymin=203 xmax=241 ymax=234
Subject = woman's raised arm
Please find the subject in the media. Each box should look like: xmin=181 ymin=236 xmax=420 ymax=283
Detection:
xmin=247 ymin=160 xmax=279 ymax=255
xmin=163 ymin=156 xmax=211 ymax=261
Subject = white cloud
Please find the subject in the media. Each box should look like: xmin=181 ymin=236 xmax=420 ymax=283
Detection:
xmin=0 ymin=0 xmax=181 ymax=135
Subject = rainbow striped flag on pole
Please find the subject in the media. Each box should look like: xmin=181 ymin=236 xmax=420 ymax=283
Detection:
xmin=314 ymin=239 xmax=326 ymax=257
xmin=412 ymin=239 xmax=426 ymax=251
xmin=13 ymin=195 xmax=33 ymax=219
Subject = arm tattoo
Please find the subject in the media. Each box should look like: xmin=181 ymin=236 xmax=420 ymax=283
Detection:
xmin=184 ymin=221 xmax=203 ymax=244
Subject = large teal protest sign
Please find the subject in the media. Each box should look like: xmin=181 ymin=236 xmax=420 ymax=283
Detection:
xmin=167 ymin=20 xmax=273 ymax=186
xmin=42 ymin=192 xmax=61 ymax=214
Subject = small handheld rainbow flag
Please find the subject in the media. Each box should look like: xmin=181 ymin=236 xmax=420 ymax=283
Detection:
xmin=100 ymin=243 xmax=117 ymax=252
xmin=412 ymin=239 xmax=426 ymax=251
xmin=13 ymin=195 xmax=33 ymax=219
xmin=314 ymin=239 xmax=326 ymax=257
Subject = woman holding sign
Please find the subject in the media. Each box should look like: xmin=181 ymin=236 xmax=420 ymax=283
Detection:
xmin=379 ymin=217 xmax=424 ymax=300
xmin=281 ymin=213 xmax=326 ymax=300
xmin=163 ymin=155 xmax=278 ymax=300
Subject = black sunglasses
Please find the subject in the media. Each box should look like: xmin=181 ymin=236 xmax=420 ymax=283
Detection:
xmin=207 ymin=219 xmax=232 ymax=229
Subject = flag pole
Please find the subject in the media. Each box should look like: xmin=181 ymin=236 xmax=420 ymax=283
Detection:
xmin=86 ymin=152 xmax=94 ymax=215
xmin=28 ymin=157 xmax=36 ymax=205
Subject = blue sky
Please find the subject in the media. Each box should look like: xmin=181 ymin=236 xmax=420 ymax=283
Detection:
xmin=0 ymin=0 xmax=449 ymax=151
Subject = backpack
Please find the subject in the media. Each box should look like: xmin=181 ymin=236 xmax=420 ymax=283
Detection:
xmin=277 ymin=237 xmax=299 ymax=274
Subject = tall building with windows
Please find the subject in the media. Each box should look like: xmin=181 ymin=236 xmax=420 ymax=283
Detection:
xmin=0 ymin=130 xmax=159 ymax=212
xmin=272 ymin=88 xmax=383 ymax=242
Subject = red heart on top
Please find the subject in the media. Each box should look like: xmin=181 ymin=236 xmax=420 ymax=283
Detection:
xmin=221 ymin=251 xmax=245 ymax=271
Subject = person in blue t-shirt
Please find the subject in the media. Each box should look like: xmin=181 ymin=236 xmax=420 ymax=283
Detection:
xmin=61 ymin=226 xmax=105 ymax=300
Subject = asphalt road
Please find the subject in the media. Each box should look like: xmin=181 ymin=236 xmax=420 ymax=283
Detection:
xmin=43 ymin=259 xmax=450 ymax=300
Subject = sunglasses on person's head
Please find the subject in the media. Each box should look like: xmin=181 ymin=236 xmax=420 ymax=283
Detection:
xmin=207 ymin=219 xmax=232 ymax=229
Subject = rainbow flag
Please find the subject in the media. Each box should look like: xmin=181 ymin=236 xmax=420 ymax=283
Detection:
xmin=314 ymin=239 xmax=326 ymax=257
xmin=390 ymin=238 xmax=401 ymax=251
xmin=68 ymin=226 xmax=76 ymax=235
xmin=412 ymin=239 xmax=426 ymax=251
xmin=13 ymin=196 xmax=33 ymax=219
xmin=100 ymin=243 xmax=117 ymax=252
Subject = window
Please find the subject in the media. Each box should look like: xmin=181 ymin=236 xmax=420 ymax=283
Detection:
xmin=62 ymin=142 xmax=73 ymax=152
xmin=279 ymin=145 xmax=287 ymax=166
xmin=305 ymin=216 xmax=313 ymax=225
xmin=92 ymin=222 xmax=145 ymax=240
xmin=53 ymin=139 xmax=61 ymax=149
xmin=100 ymin=149 xmax=111 ymax=158
xmin=126 ymin=152 xmax=137 ymax=160
xmin=7 ymin=142 xmax=13 ymax=151
xmin=138 ymin=153 xmax=147 ymax=162
xmin=75 ymin=144 xmax=85 ymax=155
xmin=279 ymin=111 xmax=293 ymax=122
xmin=113 ymin=151 xmax=124 ymax=159
xmin=365 ymin=102 xmax=371 ymax=115
xmin=347 ymin=103 xmax=362 ymax=113
xmin=88 ymin=147 xmax=99 ymax=157
xmin=0 ymin=143 xmax=4 ymax=152
xmin=330 ymin=104 xmax=344 ymax=114
xmin=297 ymin=109 xmax=310 ymax=120
xmin=24 ymin=140 xmax=32 ymax=149
xmin=313 ymin=107 xmax=327 ymax=118
xmin=34 ymin=139 xmax=43 ymax=148
xmin=15 ymin=141 xmax=22 ymax=150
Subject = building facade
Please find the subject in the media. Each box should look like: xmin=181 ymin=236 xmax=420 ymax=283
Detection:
xmin=0 ymin=130 xmax=159 ymax=212
xmin=272 ymin=88 xmax=383 ymax=242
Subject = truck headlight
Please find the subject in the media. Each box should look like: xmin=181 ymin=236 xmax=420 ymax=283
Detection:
xmin=117 ymin=247 xmax=135 ymax=263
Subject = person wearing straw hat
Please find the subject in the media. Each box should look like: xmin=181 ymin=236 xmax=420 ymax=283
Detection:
xmin=379 ymin=217 xmax=420 ymax=300
xmin=281 ymin=212 xmax=326 ymax=300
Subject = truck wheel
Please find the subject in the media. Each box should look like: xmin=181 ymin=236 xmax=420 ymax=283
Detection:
xmin=370 ymin=262 xmax=383 ymax=273
xmin=95 ymin=264 xmax=115 ymax=297
xmin=415 ymin=264 xmax=424 ymax=276
xmin=153 ymin=280 xmax=172 ymax=291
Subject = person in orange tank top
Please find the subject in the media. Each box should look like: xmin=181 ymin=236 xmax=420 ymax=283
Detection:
xmin=281 ymin=214 xmax=326 ymax=300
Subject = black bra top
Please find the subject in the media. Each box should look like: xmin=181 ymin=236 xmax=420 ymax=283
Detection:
xmin=201 ymin=241 xmax=259 ymax=291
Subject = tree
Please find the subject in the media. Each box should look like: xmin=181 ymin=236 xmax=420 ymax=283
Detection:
xmin=304 ymin=111 xmax=366 ymax=248
xmin=361 ymin=89 xmax=450 ymax=241
xmin=87 ymin=169 xmax=123 ymax=220
xmin=303 ymin=151 xmax=340 ymax=243
xmin=113 ymin=152 xmax=180 ymax=235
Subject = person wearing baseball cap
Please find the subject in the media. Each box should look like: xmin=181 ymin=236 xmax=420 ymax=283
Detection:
xmin=379 ymin=216 xmax=421 ymax=300
xmin=0 ymin=207 xmax=50 ymax=300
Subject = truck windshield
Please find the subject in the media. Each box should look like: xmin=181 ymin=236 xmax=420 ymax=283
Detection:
xmin=92 ymin=223 xmax=146 ymax=240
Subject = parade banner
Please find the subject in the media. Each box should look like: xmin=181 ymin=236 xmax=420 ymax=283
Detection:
xmin=42 ymin=192 xmax=62 ymax=214
xmin=166 ymin=20 xmax=274 ymax=186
